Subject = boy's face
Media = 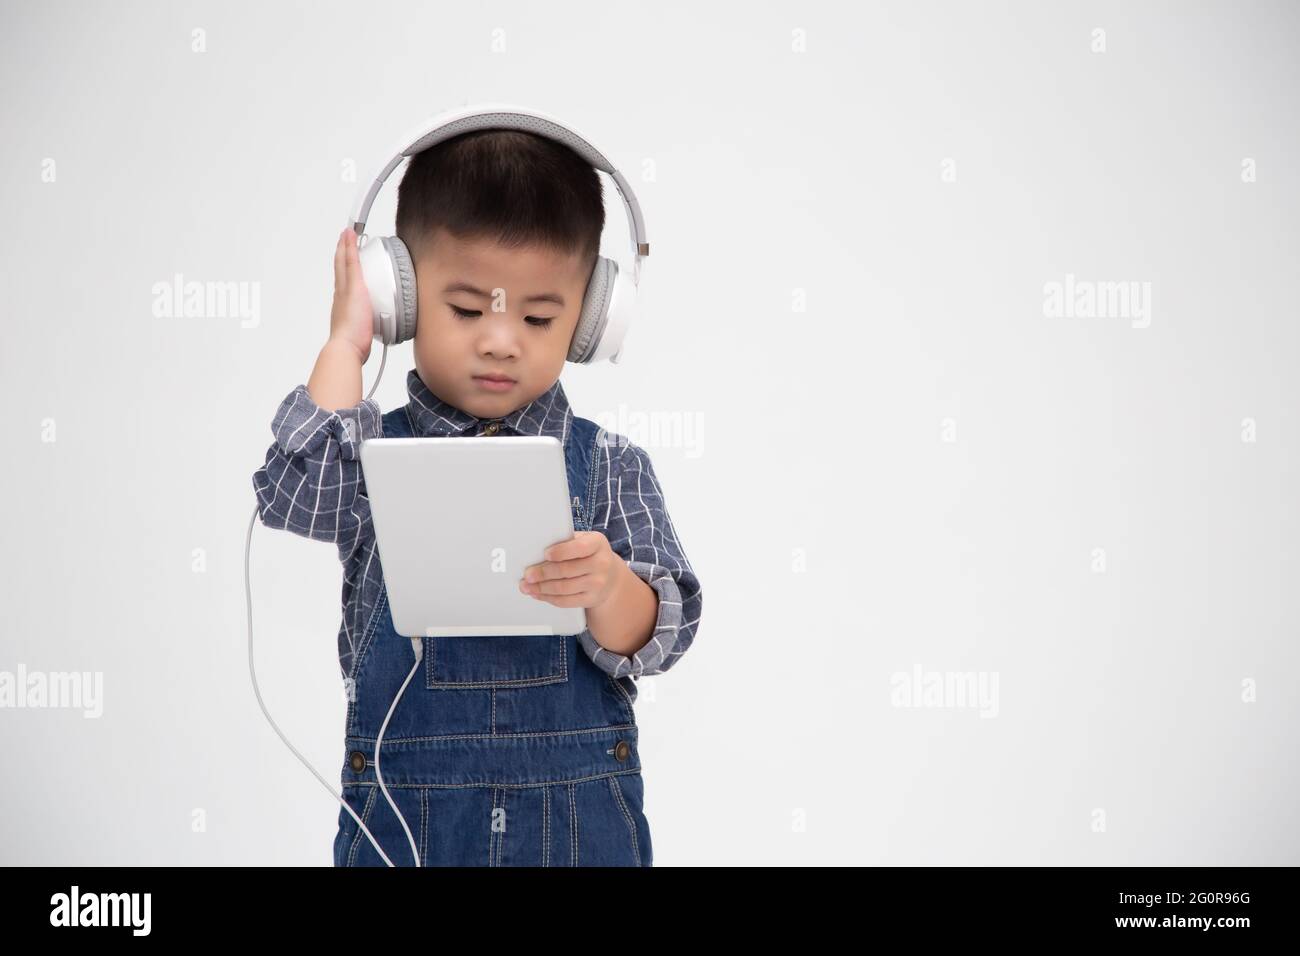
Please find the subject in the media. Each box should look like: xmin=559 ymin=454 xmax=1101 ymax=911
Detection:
xmin=410 ymin=227 xmax=592 ymax=419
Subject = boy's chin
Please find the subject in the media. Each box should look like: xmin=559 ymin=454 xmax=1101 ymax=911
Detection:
xmin=462 ymin=388 xmax=524 ymax=416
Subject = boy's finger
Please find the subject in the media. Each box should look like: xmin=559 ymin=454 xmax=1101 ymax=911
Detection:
xmin=344 ymin=228 xmax=360 ymax=283
xmin=334 ymin=232 xmax=346 ymax=293
xmin=543 ymin=532 xmax=599 ymax=563
xmin=523 ymin=574 xmax=592 ymax=597
xmin=523 ymin=554 xmax=595 ymax=582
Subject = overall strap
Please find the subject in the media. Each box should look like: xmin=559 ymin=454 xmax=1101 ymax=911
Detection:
xmin=565 ymin=416 xmax=602 ymax=531
xmin=383 ymin=406 xmax=415 ymax=438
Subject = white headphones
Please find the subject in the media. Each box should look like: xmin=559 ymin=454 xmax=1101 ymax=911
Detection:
xmin=349 ymin=103 xmax=650 ymax=364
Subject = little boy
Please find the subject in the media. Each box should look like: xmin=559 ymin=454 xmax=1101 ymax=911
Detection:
xmin=251 ymin=129 xmax=702 ymax=866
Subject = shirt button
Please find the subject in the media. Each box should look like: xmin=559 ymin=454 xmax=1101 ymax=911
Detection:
xmin=482 ymin=421 xmax=501 ymax=435
xmin=348 ymin=750 xmax=367 ymax=772
xmin=613 ymin=740 xmax=630 ymax=762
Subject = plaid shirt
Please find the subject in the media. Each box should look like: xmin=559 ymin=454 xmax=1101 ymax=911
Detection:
xmin=252 ymin=368 xmax=702 ymax=685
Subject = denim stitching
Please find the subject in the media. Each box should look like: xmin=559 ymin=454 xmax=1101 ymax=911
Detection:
xmin=499 ymin=787 xmax=507 ymax=866
xmin=490 ymin=787 xmax=501 ymax=867
xmin=493 ymin=785 xmax=504 ymax=868
xmin=607 ymin=674 xmax=636 ymax=724
xmin=608 ymin=774 xmax=641 ymax=866
xmin=585 ymin=422 xmax=601 ymax=526
xmin=346 ymin=785 xmax=380 ymax=867
xmin=542 ymin=786 xmax=550 ymax=867
xmin=425 ymin=634 xmax=569 ymax=689
xmin=569 ymin=782 xmax=578 ymax=866
xmin=349 ymin=582 xmax=388 ymax=682
xmin=343 ymin=721 xmax=636 ymax=743
xmin=337 ymin=768 xmax=640 ymax=791
xmin=345 ymin=585 xmax=389 ymax=734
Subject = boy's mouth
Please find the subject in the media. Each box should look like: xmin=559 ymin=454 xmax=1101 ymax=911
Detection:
xmin=473 ymin=373 xmax=517 ymax=392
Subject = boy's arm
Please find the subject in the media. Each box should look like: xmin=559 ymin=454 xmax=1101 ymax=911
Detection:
xmin=578 ymin=439 xmax=703 ymax=680
xmin=252 ymin=229 xmax=382 ymax=562
xmin=251 ymin=339 xmax=382 ymax=562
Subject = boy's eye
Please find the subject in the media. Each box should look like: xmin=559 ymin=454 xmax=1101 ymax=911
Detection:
xmin=450 ymin=305 xmax=553 ymax=329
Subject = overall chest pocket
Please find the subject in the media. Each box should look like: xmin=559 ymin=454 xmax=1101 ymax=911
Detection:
xmin=425 ymin=633 xmax=569 ymax=689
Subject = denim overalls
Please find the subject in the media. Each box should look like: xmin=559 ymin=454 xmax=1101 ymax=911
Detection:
xmin=332 ymin=406 xmax=651 ymax=867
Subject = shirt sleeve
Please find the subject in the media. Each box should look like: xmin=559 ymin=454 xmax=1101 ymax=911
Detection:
xmin=577 ymin=436 xmax=703 ymax=679
xmin=251 ymin=384 xmax=383 ymax=562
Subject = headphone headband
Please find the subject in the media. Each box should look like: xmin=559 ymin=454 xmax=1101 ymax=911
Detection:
xmin=348 ymin=103 xmax=648 ymax=284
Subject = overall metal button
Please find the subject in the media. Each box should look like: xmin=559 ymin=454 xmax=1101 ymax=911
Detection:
xmin=348 ymin=750 xmax=367 ymax=772
xmin=482 ymin=421 xmax=501 ymax=435
xmin=613 ymin=740 xmax=630 ymax=762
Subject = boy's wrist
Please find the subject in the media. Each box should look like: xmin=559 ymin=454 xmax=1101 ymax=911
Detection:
xmin=308 ymin=338 xmax=368 ymax=411
xmin=324 ymin=335 xmax=367 ymax=364
xmin=585 ymin=560 xmax=658 ymax=660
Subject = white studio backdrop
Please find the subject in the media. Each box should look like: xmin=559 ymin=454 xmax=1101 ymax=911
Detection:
xmin=1 ymin=0 xmax=1296 ymax=865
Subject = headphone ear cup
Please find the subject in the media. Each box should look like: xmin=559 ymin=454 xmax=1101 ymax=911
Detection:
xmin=356 ymin=233 xmax=418 ymax=346
xmin=381 ymin=236 xmax=418 ymax=345
xmin=568 ymin=256 xmax=618 ymax=363
xmin=599 ymin=262 xmax=638 ymax=364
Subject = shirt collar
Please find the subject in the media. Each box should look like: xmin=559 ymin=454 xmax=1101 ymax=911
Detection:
xmin=404 ymin=368 xmax=573 ymax=447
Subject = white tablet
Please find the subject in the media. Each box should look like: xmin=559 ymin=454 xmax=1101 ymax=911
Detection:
xmin=358 ymin=435 xmax=586 ymax=638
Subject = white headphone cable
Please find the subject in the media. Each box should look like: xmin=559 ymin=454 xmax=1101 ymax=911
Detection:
xmin=374 ymin=638 xmax=425 ymax=866
xmin=246 ymin=341 xmax=423 ymax=867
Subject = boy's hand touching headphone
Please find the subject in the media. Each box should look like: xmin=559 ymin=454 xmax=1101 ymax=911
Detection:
xmin=330 ymin=227 xmax=375 ymax=363
xmin=519 ymin=531 xmax=624 ymax=609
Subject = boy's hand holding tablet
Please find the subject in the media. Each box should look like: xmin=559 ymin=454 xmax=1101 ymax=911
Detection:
xmin=519 ymin=530 xmax=623 ymax=607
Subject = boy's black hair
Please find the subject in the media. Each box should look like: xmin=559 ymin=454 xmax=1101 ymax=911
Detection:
xmin=395 ymin=129 xmax=605 ymax=274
